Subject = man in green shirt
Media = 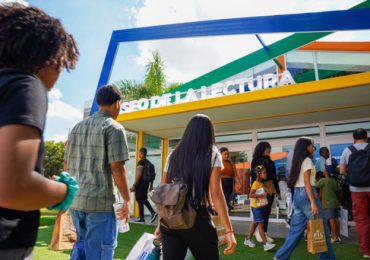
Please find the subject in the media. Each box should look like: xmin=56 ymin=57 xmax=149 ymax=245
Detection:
xmin=65 ymin=85 xmax=131 ymax=260
xmin=316 ymin=171 xmax=341 ymax=244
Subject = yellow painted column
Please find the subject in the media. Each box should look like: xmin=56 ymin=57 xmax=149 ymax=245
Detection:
xmin=161 ymin=138 xmax=169 ymax=183
xmin=134 ymin=131 xmax=144 ymax=218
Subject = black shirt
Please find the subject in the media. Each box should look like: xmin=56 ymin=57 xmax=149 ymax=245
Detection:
xmin=0 ymin=68 xmax=47 ymax=249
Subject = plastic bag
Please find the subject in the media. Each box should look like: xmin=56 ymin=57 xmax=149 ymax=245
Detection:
xmin=126 ymin=233 xmax=156 ymax=260
xmin=340 ymin=208 xmax=349 ymax=237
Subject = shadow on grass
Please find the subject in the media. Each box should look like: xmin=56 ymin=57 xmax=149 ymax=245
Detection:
xmin=36 ymin=216 xmax=362 ymax=260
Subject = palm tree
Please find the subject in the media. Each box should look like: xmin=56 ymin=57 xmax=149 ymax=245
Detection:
xmin=118 ymin=51 xmax=180 ymax=101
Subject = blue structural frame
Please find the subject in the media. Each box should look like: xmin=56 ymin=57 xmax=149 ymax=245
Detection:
xmin=90 ymin=8 xmax=370 ymax=115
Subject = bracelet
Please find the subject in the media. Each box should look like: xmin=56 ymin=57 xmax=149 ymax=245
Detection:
xmin=225 ymin=230 xmax=234 ymax=235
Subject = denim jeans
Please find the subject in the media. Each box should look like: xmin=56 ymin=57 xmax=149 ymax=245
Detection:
xmin=70 ymin=209 xmax=118 ymax=260
xmin=275 ymin=187 xmax=335 ymax=260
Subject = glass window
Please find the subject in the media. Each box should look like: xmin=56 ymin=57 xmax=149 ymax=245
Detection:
xmin=216 ymin=133 xmax=252 ymax=143
xmin=286 ymin=50 xmax=316 ymax=83
xmin=326 ymin=121 xmax=370 ymax=135
xmin=317 ymin=51 xmax=370 ymax=80
xmin=330 ymin=143 xmax=352 ymax=163
xmin=257 ymin=126 xmax=319 ymax=140
xmin=253 ymin=59 xmax=276 ymax=77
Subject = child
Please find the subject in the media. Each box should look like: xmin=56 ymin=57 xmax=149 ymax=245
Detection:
xmin=245 ymin=165 xmax=277 ymax=251
xmin=316 ymin=171 xmax=341 ymax=243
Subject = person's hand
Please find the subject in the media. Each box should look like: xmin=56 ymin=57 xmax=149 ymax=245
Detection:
xmin=130 ymin=186 xmax=135 ymax=192
xmin=311 ymin=202 xmax=319 ymax=215
xmin=116 ymin=202 xmax=130 ymax=222
xmin=223 ymin=232 xmax=237 ymax=255
xmin=154 ymin=225 xmax=161 ymax=241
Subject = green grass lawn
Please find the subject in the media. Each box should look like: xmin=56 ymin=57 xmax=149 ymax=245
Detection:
xmin=35 ymin=214 xmax=362 ymax=260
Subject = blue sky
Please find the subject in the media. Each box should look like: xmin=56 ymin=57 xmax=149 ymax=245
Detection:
xmin=16 ymin=0 xmax=368 ymax=140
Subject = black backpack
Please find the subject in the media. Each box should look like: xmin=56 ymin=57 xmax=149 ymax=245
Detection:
xmin=347 ymin=144 xmax=370 ymax=187
xmin=143 ymin=159 xmax=156 ymax=182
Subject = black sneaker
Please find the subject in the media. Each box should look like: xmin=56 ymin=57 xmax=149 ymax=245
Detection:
xmin=150 ymin=213 xmax=158 ymax=223
xmin=132 ymin=218 xmax=145 ymax=224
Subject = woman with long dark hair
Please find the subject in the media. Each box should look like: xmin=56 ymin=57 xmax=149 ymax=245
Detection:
xmin=274 ymin=137 xmax=335 ymax=260
xmin=250 ymin=142 xmax=280 ymax=243
xmin=154 ymin=114 xmax=236 ymax=259
xmin=219 ymin=147 xmax=240 ymax=212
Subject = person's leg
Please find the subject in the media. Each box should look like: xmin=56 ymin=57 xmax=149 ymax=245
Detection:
xmin=275 ymin=188 xmax=309 ymax=260
xmin=328 ymin=218 xmax=336 ymax=240
xmin=257 ymin=223 xmax=267 ymax=244
xmin=263 ymin=193 xmax=274 ymax=232
xmin=137 ymin=199 xmax=145 ymax=220
xmin=143 ymin=199 xmax=155 ymax=215
xmin=70 ymin=209 xmax=87 ymax=260
xmin=247 ymin=222 xmax=259 ymax=240
xmin=312 ymin=189 xmax=335 ymax=260
xmin=84 ymin=211 xmax=118 ymax=260
xmin=160 ymin=226 xmax=188 ymax=260
xmin=181 ymin=215 xmax=219 ymax=260
xmin=352 ymin=192 xmax=370 ymax=256
xmin=222 ymin=178 xmax=233 ymax=210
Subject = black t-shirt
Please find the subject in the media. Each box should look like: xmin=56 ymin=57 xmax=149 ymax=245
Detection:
xmin=0 ymin=68 xmax=47 ymax=249
xmin=137 ymin=159 xmax=147 ymax=184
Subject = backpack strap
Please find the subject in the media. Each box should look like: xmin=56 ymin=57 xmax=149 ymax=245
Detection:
xmin=348 ymin=145 xmax=357 ymax=154
xmin=365 ymin=143 xmax=370 ymax=152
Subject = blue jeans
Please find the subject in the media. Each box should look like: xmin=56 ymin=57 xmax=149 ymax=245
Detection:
xmin=275 ymin=187 xmax=336 ymax=260
xmin=70 ymin=209 xmax=118 ymax=260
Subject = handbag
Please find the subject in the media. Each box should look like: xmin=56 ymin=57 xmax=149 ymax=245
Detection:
xmin=150 ymin=179 xmax=196 ymax=229
xmin=307 ymin=216 xmax=328 ymax=254
xmin=49 ymin=210 xmax=77 ymax=250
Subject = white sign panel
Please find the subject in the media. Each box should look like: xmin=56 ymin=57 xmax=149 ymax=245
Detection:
xmin=121 ymin=70 xmax=295 ymax=113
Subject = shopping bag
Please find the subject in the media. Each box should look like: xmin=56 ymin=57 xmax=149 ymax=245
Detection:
xmin=126 ymin=233 xmax=156 ymax=260
xmin=211 ymin=215 xmax=227 ymax=246
xmin=307 ymin=217 xmax=328 ymax=254
xmin=49 ymin=210 xmax=77 ymax=250
xmin=340 ymin=208 xmax=349 ymax=237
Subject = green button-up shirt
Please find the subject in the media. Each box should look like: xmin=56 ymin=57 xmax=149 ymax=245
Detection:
xmin=65 ymin=111 xmax=129 ymax=212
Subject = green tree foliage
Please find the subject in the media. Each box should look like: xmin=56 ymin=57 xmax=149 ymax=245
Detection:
xmin=118 ymin=51 xmax=182 ymax=100
xmin=43 ymin=141 xmax=65 ymax=178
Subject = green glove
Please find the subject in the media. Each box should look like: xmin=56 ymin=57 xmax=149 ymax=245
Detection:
xmin=47 ymin=172 xmax=79 ymax=211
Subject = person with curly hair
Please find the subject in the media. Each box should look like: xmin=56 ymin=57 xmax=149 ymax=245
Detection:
xmin=0 ymin=3 xmax=79 ymax=259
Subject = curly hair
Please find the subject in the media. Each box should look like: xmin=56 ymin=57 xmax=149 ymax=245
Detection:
xmin=0 ymin=3 xmax=79 ymax=73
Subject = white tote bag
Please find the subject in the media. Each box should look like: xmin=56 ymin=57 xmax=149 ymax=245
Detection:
xmin=340 ymin=208 xmax=349 ymax=237
xmin=126 ymin=233 xmax=156 ymax=260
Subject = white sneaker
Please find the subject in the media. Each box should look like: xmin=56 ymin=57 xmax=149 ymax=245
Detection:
xmin=266 ymin=235 xmax=275 ymax=243
xmin=254 ymin=230 xmax=263 ymax=243
xmin=363 ymin=255 xmax=370 ymax=258
xmin=244 ymin=239 xmax=256 ymax=248
xmin=263 ymin=243 xmax=276 ymax=252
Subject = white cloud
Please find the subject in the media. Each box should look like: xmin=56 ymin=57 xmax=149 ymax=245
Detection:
xmin=47 ymin=88 xmax=82 ymax=120
xmin=133 ymin=0 xmax=364 ymax=84
xmin=0 ymin=0 xmax=29 ymax=6
xmin=45 ymin=134 xmax=68 ymax=142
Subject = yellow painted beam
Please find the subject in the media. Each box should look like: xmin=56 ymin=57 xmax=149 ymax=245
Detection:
xmin=134 ymin=131 xmax=144 ymax=218
xmin=161 ymin=138 xmax=169 ymax=183
xmin=117 ymin=71 xmax=370 ymax=122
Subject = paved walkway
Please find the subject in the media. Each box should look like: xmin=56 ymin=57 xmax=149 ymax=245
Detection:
xmin=231 ymin=219 xmax=359 ymax=244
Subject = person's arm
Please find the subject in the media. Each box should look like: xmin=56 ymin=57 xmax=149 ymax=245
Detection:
xmin=0 ymin=125 xmax=67 ymax=210
xmin=271 ymin=161 xmax=280 ymax=196
xmin=250 ymin=158 xmax=257 ymax=184
xmin=304 ymin=169 xmax=319 ymax=215
xmin=232 ymin=164 xmax=241 ymax=188
xmin=111 ymin=161 xmax=130 ymax=222
xmin=339 ymin=164 xmax=347 ymax=176
xmin=132 ymin=166 xmax=143 ymax=188
xmin=210 ymin=166 xmax=237 ymax=254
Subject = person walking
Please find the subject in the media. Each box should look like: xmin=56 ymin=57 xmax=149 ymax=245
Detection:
xmin=316 ymin=171 xmax=341 ymax=244
xmin=65 ymin=85 xmax=131 ymax=260
xmin=274 ymin=137 xmax=335 ymax=260
xmin=219 ymin=147 xmax=240 ymax=212
xmin=130 ymin=147 xmax=158 ymax=224
xmin=340 ymin=128 xmax=370 ymax=258
xmin=154 ymin=114 xmax=236 ymax=259
xmin=315 ymin=147 xmax=330 ymax=181
xmin=251 ymin=142 xmax=280 ymax=243
xmin=0 ymin=3 xmax=79 ymax=259
xmin=244 ymin=165 xmax=277 ymax=252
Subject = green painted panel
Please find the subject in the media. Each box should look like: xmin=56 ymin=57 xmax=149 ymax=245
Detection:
xmin=168 ymin=0 xmax=370 ymax=94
